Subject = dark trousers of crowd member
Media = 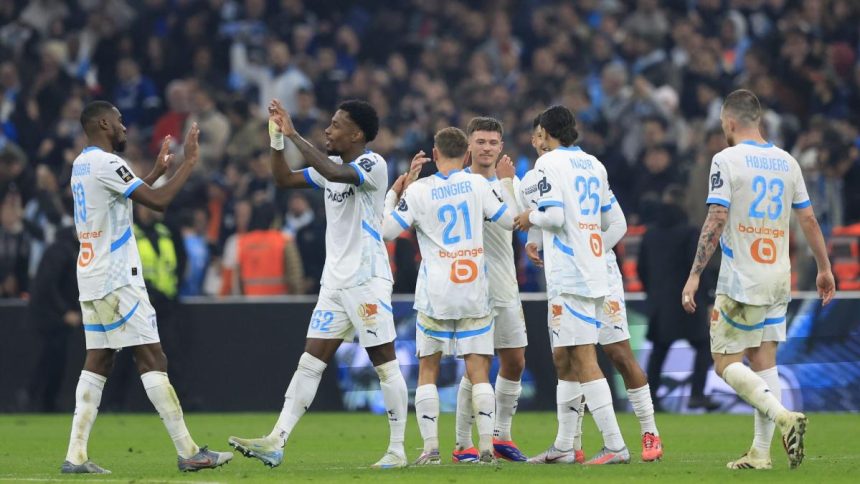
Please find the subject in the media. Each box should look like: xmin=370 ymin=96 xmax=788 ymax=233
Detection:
xmin=646 ymin=337 xmax=712 ymax=409
xmin=28 ymin=325 xmax=72 ymax=412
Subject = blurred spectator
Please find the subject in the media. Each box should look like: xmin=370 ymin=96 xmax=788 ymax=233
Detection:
xmin=638 ymin=186 xmax=717 ymax=411
xmin=149 ymin=80 xmax=190 ymax=156
xmin=133 ymin=203 xmax=182 ymax=308
xmin=225 ymin=97 xmax=266 ymax=165
xmin=23 ymin=165 xmax=69 ymax=277
xmin=287 ymin=193 xmax=325 ymax=294
xmin=179 ymin=208 xmax=210 ymax=297
xmin=113 ymin=57 xmax=161 ymax=129
xmin=26 ymin=224 xmax=78 ymax=412
xmin=185 ymin=86 xmax=230 ymax=173
xmin=0 ymin=189 xmax=31 ymax=298
xmin=230 ymin=38 xmax=311 ymax=114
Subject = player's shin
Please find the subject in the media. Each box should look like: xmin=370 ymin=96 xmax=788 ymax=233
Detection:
xmin=268 ymin=352 xmax=326 ymax=447
xmin=472 ymin=382 xmax=495 ymax=454
xmin=722 ymin=362 xmax=786 ymax=420
xmin=555 ymin=380 xmax=582 ymax=451
xmin=415 ymin=384 xmax=440 ymax=452
xmin=494 ymin=376 xmax=521 ymax=441
xmin=582 ymin=378 xmax=626 ymax=451
xmin=455 ymin=376 xmax=475 ymax=450
xmin=628 ymin=384 xmax=659 ymax=435
xmin=374 ymin=360 xmax=407 ymax=456
xmin=753 ymin=367 xmax=781 ymax=453
xmin=65 ymin=371 xmax=107 ymax=465
xmin=573 ymin=395 xmax=585 ymax=451
xmin=141 ymin=371 xmax=198 ymax=459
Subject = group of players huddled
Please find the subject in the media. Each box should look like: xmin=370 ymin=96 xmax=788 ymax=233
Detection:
xmin=61 ymin=88 xmax=834 ymax=474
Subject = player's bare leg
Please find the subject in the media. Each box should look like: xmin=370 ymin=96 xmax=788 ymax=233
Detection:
xmin=714 ymin=351 xmax=806 ymax=469
xmin=62 ymin=349 xmax=114 ymax=474
xmin=491 ymin=347 xmax=527 ymax=461
xmin=575 ymin=344 xmax=629 ymax=465
xmin=229 ymin=338 xmax=340 ymax=467
xmin=414 ymin=353 xmax=442 ymax=465
xmin=528 ymin=347 xmax=583 ymax=464
xmin=367 ymin=342 xmax=408 ymax=469
xmin=133 ymin=343 xmax=232 ymax=471
xmin=603 ymin=341 xmax=662 ymax=462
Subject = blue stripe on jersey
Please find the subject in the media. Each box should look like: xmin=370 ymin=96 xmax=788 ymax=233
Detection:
xmin=537 ymin=200 xmax=563 ymax=209
xmin=720 ymin=238 xmax=734 ymax=258
xmin=361 ymin=220 xmax=381 ymax=241
xmin=764 ymin=316 xmax=786 ymax=325
xmin=563 ymin=303 xmax=602 ymax=328
xmin=489 ymin=203 xmax=507 ymax=222
xmin=718 ymin=310 xmax=786 ymax=332
xmin=740 ymin=140 xmax=774 ymax=148
xmin=706 ymin=197 xmax=730 ymax=208
xmin=302 ymin=169 xmax=322 ymax=190
xmin=349 ymin=162 xmax=365 ymax=185
xmin=434 ymin=169 xmax=461 ymax=180
xmin=417 ymin=320 xmax=493 ymax=339
xmin=553 ymin=235 xmax=574 ymax=256
xmin=378 ymin=299 xmax=393 ymax=313
xmin=600 ymin=199 xmax=615 ymax=212
xmin=83 ymin=301 xmax=140 ymax=332
xmin=111 ymin=227 xmax=133 ymax=252
xmin=391 ymin=211 xmax=410 ymax=230
xmin=792 ymin=200 xmax=812 ymax=209
xmin=123 ymin=179 xmax=143 ymax=198
xmin=557 ymin=146 xmax=582 ymax=152
xmin=81 ymin=146 xmax=102 ymax=154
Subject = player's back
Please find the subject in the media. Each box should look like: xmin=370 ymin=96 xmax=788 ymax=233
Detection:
xmin=405 ymin=170 xmax=506 ymax=320
xmin=707 ymin=141 xmax=810 ymax=305
xmin=70 ymin=147 xmax=145 ymax=301
xmin=534 ymin=146 xmax=611 ymax=299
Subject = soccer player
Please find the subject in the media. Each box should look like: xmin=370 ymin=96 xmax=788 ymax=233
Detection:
xmin=520 ymin=117 xmax=663 ymax=463
xmin=513 ymin=106 xmax=629 ymax=465
xmin=681 ymin=90 xmax=834 ymax=470
xmin=228 ymin=99 xmax=409 ymax=469
xmin=381 ymin=127 xmax=514 ymax=465
xmin=451 ymin=117 xmax=528 ymax=463
xmin=64 ymin=101 xmax=233 ymax=474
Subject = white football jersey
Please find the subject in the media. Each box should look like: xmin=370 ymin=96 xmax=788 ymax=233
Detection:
xmin=302 ymin=150 xmax=392 ymax=289
xmin=391 ymin=170 xmax=508 ymax=319
xmin=706 ymin=140 xmax=810 ymax=305
xmin=70 ymin=146 xmax=146 ymax=301
xmin=464 ymin=168 xmax=520 ymax=308
xmin=533 ymin=146 xmax=613 ymax=299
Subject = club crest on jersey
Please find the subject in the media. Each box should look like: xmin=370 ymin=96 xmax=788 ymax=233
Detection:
xmin=710 ymin=171 xmax=724 ymax=190
xmin=115 ymin=165 xmax=134 ymax=183
xmin=551 ymin=304 xmax=563 ymax=325
xmin=357 ymin=157 xmax=375 ymax=172
xmin=358 ymin=303 xmax=378 ymax=324
xmin=397 ymin=198 xmax=408 ymax=211
xmin=537 ymin=177 xmax=551 ymax=195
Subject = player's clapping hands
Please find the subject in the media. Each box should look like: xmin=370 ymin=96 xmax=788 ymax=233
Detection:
xmin=183 ymin=123 xmax=200 ymax=163
xmin=153 ymin=136 xmax=175 ymax=177
xmin=496 ymin=154 xmax=515 ymax=179
xmin=514 ymin=209 xmax=533 ymax=231
xmin=268 ymin=99 xmax=296 ymax=136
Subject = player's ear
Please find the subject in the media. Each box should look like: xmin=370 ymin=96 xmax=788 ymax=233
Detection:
xmin=99 ymin=117 xmax=110 ymax=131
xmin=432 ymin=146 xmax=439 ymax=162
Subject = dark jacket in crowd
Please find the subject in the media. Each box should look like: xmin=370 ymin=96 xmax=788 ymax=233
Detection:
xmin=27 ymin=226 xmax=78 ymax=328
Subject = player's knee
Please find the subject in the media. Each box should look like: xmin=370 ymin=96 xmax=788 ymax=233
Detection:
xmin=552 ymin=350 xmax=569 ymax=375
xmin=500 ymin=354 xmax=525 ymax=379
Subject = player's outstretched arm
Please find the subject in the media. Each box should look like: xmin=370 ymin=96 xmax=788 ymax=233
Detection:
xmin=271 ymin=99 xmax=360 ymax=185
xmin=130 ymin=123 xmax=200 ymax=212
xmin=381 ymin=176 xmax=414 ymax=240
xmin=267 ymin=102 xmax=310 ymax=188
xmin=795 ymin=206 xmax=835 ymax=305
xmin=681 ymin=204 xmax=728 ymax=313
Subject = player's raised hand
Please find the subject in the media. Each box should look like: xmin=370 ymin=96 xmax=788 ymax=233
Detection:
xmin=513 ymin=209 xmax=533 ymax=231
xmin=496 ymin=154 xmax=515 ymax=179
xmin=409 ymin=150 xmax=431 ymax=179
xmin=269 ymin=99 xmax=296 ymax=136
xmin=681 ymin=275 xmax=699 ymax=313
xmin=525 ymin=242 xmax=543 ymax=267
xmin=817 ymin=270 xmax=836 ymax=306
xmin=183 ymin=123 xmax=200 ymax=163
xmin=154 ymin=135 xmax=175 ymax=175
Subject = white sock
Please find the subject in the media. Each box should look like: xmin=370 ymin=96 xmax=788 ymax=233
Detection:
xmin=722 ymin=362 xmax=786 ymax=421
xmin=415 ymin=384 xmax=439 ymax=452
xmin=573 ymin=396 xmax=586 ymax=451
xmin=65 ymin=371 xmax=106 ymax=465
xmin=374 ymin=360 xmax=407 ymax=456
xmin=472 ymin=382 xmax=495 ymax=453
xmin=753 ymin=367 xmax=781 ymax=453
xmin=554 ymin=380 xmax=582 ymax=451
xmin=455 ymin=376 xmax=474 ymax=449
xmin=627 ymin=384 xmax=659 ymax=436
xmin=268 ymin=353 xmax=326 ymax=447
xmin=141 ymin=371 xmax=199 ymax=459
xmin=582 ymin=378 xmax=625 ymax=451
xmin=494 ymin=376 xmax=521 ymax=441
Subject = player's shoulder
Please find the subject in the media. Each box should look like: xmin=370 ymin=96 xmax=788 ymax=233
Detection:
xmin=356 ymin=150 xmax=386 ymax=169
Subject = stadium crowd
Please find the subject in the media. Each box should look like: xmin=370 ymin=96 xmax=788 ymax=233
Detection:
xmin=1 ymin=0 xmax=859 ymax=302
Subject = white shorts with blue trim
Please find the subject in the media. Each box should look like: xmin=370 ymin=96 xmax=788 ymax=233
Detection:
xmin=81 ymin=284 xmax=159 ymax=350
xmin=548 ymin=294 xmax=603 ymax=348
xmin=416 ymin=312 xmax=494 ymax=358
xmin=493 ymin=304 xmax=528 ymax=349
xmin=307 ymin=277 xmax=396 ymax=348
xmin=596 ymin=261 xmax=630 ymax=346
xmin=710 ymin=294 xmax=787 ymax=355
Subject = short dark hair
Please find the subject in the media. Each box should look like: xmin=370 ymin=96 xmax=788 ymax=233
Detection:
xmin=80 ymin=100 xmax=115 ymax=131
xmin=539 ymin=105 xmax=578 ymax=146
xmin=338 ymin=100 xmax=379 ymax=142
xmin=722 ymin=89 xmax=762 ymax=125
xmin=466 ymin=116 xmax=504 ymax=137
xmin=532 ymin=114 xmax=541 ymax=129
xmin=434 ymin=127 xmax=469 ymax=159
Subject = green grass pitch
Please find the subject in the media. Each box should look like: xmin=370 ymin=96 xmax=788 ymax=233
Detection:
xmin=0 ymin=412 xmax=857 ymax=482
